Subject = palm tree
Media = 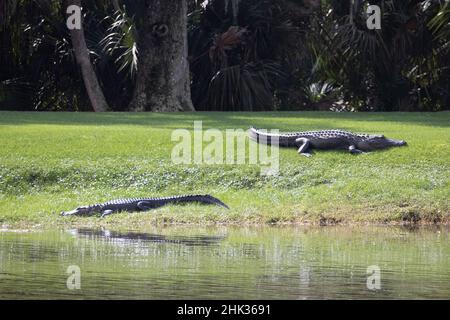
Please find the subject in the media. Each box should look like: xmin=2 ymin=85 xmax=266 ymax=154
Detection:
xmin=67 ymin=0 xmax=109 ymax=112
xmin=312 ymin=0 xmax=447 ymax=111
xmin=188 ymin=0 xmax=316 ymax=111
xmin=1 ymin=0 xmax=449 ymax=112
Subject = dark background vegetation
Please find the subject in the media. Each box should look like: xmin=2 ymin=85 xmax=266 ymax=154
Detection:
xmin=1 ymin=0 xmax=449 ymax=112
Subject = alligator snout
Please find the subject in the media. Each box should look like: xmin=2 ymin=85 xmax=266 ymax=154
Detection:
xmin=388 ymin=138 xmax=407 ymax=147
xmin=61 ymin=210 xmax=77 ymax=216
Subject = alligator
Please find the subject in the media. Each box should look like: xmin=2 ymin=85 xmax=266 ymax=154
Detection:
xmin=61 ymin=194 xmax=229 ymax=218
xmin=249 ymin=127 xmax=406 ymax=157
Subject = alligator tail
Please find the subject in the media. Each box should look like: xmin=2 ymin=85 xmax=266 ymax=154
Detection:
xmin=248 ymin=127 xmax=281 ymax=145
xmin=248 ymin=127 xmax=258 ymax=141
xmin=248 ymin=127 xmax=265 ymax=143
xmin=170 ymin=194 xmax=229 ymax=209
xmin=199 ymin=194 xmax=230 ymax=209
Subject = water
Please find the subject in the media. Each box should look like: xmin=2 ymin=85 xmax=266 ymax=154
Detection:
xmin=0 ymin=226 xmax=449 ymax=299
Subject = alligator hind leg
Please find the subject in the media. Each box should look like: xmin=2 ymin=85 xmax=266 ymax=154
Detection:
xmin=137 ymin=201 xmax=162 ymax=212
xmin=295 ymin=138 xmax=312 ymax=157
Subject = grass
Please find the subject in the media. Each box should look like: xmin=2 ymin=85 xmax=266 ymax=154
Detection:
xmin=0 ymin=111 xmax=448 ymax=229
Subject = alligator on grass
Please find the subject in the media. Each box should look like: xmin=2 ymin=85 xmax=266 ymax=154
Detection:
xmin=61 ymin=194 xmax=229 ymax=218
xmin=249 ymin=127 xmax=407 ymax=157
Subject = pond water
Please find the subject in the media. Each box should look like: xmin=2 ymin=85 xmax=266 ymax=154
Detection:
xmin=0 ymin=226 xmax=449 ymax=299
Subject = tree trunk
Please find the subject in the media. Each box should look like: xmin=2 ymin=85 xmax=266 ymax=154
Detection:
xmin=129 ymin=0 xmax=194 ymax=112
xmin=0 ymin=0 xmax=17 ymax=28
xmin=68 ymin=0 xmax=109 ymax=112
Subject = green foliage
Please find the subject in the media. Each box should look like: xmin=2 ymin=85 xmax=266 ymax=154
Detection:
xmin=311 ymin=0 xmax=450 ymax=111
xmin=100 ymin=10 xmax=138 ymax=79
xmin=0 ymin=1 xmax=97 ymax=110
xmin=188 ymin=0 xmax=295 ymax=110
xmin=0 ymin=0 xmax=449 ymax=111
xmin=304 ymin=82 xmax=336 ymax=103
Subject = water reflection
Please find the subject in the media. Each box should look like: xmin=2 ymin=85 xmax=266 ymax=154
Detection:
xmin=0 ymin=226 xmax=448 ymax=299
xmin=70 ymin=228 xmax=226 ymax=247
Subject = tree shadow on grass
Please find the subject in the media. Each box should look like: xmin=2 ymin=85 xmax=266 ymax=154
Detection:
xmin=0 ymin=111 xmax=448 ymax=129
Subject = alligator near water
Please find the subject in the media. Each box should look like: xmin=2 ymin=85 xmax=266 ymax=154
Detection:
xmin=61 ymin=194 xmax=229 ymax=218
xmin=249 ymin=127 xmax=406 ymax=157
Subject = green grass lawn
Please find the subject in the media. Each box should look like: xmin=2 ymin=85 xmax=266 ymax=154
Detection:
xmin=0 ymin=111 xmax=449 ymax=229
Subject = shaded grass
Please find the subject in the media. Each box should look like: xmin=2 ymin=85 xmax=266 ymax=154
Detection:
xmin=0 ymin=111 xmax=449 ymax=228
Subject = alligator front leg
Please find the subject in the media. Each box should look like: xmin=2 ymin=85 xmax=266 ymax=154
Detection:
xmin=349 ymin=145 xmax=364 ymax=154
xmin=295 ymin=138 xmax=312 ymax=157
xmin=101 ymin=209 xmax=114 ymax=218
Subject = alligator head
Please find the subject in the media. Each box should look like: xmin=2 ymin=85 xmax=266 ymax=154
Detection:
xmin=61 ymin=205 xmax=96 ymax=216
xmin=356 ymin=134 xmax=407 ymax=151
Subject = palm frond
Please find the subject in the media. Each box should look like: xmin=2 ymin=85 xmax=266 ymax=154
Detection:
xmin=99 ymin=11 xmax=138 ymax=79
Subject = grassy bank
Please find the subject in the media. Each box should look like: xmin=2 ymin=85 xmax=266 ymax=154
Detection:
xmin=0 ymin=111 xmax=448 ymax=229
